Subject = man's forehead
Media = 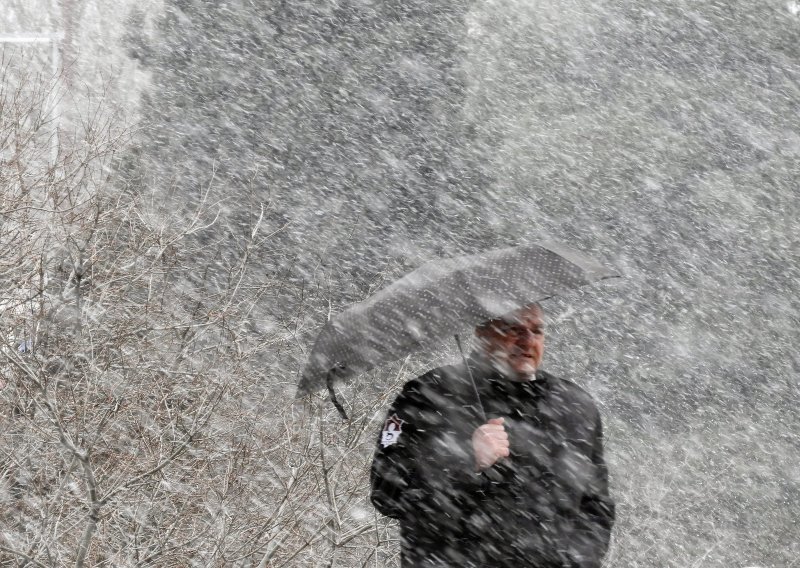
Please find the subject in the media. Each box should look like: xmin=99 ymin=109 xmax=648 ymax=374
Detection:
xmin=498 ymin=306 xmax=543 ymax=323
xmin=496 ymin=305 xmax=544 ymax=325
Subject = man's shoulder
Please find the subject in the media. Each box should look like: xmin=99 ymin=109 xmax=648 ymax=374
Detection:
xmin=540 ymin=370 xmax=601 ymax=414
xmin=401 ymin=364 xmax=473 ymax=397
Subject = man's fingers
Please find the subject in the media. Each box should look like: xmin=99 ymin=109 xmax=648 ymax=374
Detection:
xmin=490 ymin=444 xmax=509 ymax=460
xmin=474 ymin=418 xmax=510 ymax=467
xmin=483 ymin=427 xmax=507 ymax=438
xmin=472 ymin=419 xmax=512 ymax=470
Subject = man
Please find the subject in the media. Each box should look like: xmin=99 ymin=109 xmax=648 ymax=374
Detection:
xmin=370 ymin=304 xmax=615 ymax=567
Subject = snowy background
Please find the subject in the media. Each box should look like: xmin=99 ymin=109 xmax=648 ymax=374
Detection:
xmin=1 ymin=0 xmax=798 ymax=566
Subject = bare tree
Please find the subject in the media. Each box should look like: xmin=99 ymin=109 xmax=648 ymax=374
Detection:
xmin=0 ymin=54 xmax=401 ymax=567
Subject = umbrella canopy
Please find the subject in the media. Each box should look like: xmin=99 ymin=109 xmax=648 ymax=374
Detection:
xmin=298 ymin=242 xmax=617 ymax=395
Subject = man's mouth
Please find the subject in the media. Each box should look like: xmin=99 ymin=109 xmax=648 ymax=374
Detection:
xmin=510 ymin=355 xmax=537 ymax=369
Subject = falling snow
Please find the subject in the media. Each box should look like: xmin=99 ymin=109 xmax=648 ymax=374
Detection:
xmin=0 ymin=0 xmax=798 ymax=566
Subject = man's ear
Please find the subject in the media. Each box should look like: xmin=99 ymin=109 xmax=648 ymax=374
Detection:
xmin=474 ymin=324 xmax=490 ymax=340
xmin=473 ymin=327 xmax=493 ymax=351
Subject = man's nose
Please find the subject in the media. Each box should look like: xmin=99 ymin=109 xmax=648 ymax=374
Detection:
xmin=517 ymin=328 xmax=536 ymax=344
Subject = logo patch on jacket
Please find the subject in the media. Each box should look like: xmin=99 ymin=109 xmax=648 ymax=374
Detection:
xmin=381 ymin=414 xmax=405 ymax=448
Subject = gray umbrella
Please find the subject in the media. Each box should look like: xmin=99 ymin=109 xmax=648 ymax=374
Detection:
xmin=298 ymin=242 xmax=618 ymax=414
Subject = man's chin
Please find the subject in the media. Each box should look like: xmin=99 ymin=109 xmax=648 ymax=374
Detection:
xmin=491 ymin=358 xmax=538 ymax=381
xmin=510 ymin=365 xmax=537 ymax=381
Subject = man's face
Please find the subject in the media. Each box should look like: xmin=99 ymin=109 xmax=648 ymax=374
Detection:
xmin=475 ymin=305 xmax=545 ymax=380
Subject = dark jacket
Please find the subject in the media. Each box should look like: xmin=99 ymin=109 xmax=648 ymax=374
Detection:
xmin=370 ymin=358 xmax=615 ymax=568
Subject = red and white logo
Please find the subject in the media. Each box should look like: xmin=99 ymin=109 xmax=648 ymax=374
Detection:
xmin=381 ymin=414 xmax=405 ymax=448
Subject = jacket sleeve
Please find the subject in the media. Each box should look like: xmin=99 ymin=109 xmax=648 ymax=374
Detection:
xmin=370 ymin=376 xmax=485 ymax=522
xmin=567 ymin=412 xmax=616 ymax=568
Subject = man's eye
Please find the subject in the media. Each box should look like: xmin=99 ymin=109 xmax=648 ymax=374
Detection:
xmin=509 ymin=326 xmax=543 ymax=336
xmin=493 ymin=324 xmax=543 ymax=336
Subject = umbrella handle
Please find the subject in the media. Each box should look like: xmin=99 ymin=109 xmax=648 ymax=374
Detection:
xmin=326 ymin=366 xmax=349 ymax=421
xmin=454 ymin=334 xmax=486 ymax=423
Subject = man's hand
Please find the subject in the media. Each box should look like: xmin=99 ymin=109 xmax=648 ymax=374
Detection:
xmin=472 ymin=417 xmax=509 ymax=471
